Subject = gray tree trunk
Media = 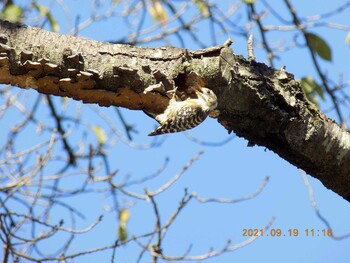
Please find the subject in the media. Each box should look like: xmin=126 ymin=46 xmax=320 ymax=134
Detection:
xmin=0 ymin=20 xmax=349 ymax=202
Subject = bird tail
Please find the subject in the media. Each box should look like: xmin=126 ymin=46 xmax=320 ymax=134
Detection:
xmin=148 ymin=124 xmax=176 ymax=136
xmin=148 ymin=131 xmax=157 ymax=136
xmin=148 ymin=127 xmax=162 ymax=136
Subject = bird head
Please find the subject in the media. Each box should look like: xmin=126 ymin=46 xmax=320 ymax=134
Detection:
xmin=193 ymin=86 xmax=218 ymax=111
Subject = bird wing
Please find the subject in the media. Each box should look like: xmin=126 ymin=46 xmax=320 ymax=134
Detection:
xmin=148 ymin=103 xmax=207 ymax=136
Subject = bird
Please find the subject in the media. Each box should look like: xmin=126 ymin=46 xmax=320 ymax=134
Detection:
xmin=148 ymin=86 xmax=218 ymax=136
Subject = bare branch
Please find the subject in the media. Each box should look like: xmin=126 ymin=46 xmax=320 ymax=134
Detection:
xmin=147 ymin=150 xmax=204 ymax=197
xmin=300 ymin=171 xmax=350 ymax=240
xmin=247 ymin=34 xmax=255 ymax=62
xmin=151 ymin=217 xmax=275 ymax=261
xmin=193 ymin=176 xmax=269 ymax=203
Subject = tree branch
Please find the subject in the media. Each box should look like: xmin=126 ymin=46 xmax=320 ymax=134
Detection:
xmin=0 ymin=20 xmax=349 ymax=201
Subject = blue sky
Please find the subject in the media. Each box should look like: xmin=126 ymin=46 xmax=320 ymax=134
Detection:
xmin=1 ymin=1 xmax=350 ymax=262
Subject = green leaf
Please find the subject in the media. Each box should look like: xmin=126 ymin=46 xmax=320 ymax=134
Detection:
xmin=346 ymin=32 xmax=350 ymax=44
xmin=306 ymin=33 xmax=332 ymax=61
xmin=299 ymin=76 xmax=325 ymax=107
xmin=117 ymin=224 xmax=128 ymax=242
xmin=33 ymin=3 xmax=47 ymax=16
xmin=32 ymin=3 xmax=59 ymax=32
xmin=119 ymin=209 xmax=130 ymax=224
xmin=148 ymin=0 xmax=167 ymax=25
xmin=1 ymin=4 xmax=23 ymax=22
xmin=91 ymin=126 xmax=107 ymax=145
xmin=195 ymin=0 xmax=209 ymax=17
xmin=243 ymin=0 xmax=257 ymax=3
xmin=47 ymin=12 xmax=59 ymax=32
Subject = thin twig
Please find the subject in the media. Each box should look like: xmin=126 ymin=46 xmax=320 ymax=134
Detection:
xmin=151 ymin=217 xmax=275 ymax=261
xmin=193 ymin=176 xmax=269 ymax=203
xmin=46 ymin=95 xmax=76 ymax=165
xmin=284 ymin=0 xmax=344 ymax=125
xmin=147 ymin=150 xmax=204 ymax=196
xmin=249 ymin=3 xmax=274 ymax=66
xmin=146 ymin=190 xmax=162 ymax=263
xmin=247 ymin=34 xmax=255 ymax=62
xmin=300 ymin=171 xmax=350 ymax=240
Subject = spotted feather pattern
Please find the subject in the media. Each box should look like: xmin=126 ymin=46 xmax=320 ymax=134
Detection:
xmin=148 ymin=105 xmax=208 ymax=136
xmin=148 ymin=87 xmax=217 ymax=136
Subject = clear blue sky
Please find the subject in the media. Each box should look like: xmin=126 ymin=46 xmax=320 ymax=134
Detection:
xmin=1 ymin=1 xmax=350 ymax=262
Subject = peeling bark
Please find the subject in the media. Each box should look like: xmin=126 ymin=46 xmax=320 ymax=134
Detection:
xmin=0 ymin=20 xmax=349 ymax=202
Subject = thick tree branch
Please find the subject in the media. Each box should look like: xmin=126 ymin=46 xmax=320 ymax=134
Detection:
xmin=0 ymin=20 xmax=349 ymax=201
xmin=217 ymin=49 xmax=350 ymax=202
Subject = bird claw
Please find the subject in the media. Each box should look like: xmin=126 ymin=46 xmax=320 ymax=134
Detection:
xmin=166 ymin=87 xmax=179 ymax=100
xmin=209 ymin=109 xmax=220 ymax=118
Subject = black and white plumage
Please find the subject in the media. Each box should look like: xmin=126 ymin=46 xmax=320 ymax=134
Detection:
xmin=148 ymin=87 xmax=218 ymax=136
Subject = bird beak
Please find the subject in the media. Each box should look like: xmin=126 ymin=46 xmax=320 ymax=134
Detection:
xmin=192 ymin=85 xmax=202 ymax=94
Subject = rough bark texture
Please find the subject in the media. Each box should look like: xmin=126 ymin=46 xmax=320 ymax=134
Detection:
xmin=0 ymin=20 xmax=349 ymax=201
